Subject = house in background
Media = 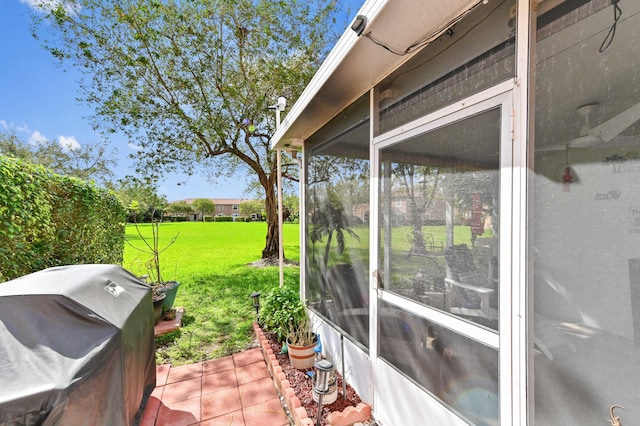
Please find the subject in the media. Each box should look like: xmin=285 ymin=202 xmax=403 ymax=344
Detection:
xmin=272 ymin=0 xmax=640 ymax=425
xmin=171 ymin=198 xmax=253 ymax=221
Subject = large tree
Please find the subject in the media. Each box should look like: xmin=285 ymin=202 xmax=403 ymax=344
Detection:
xmin=193 ymin=198 xmax=216 ymax=219
xmin=0 ymin=129 xmax=117 ymax=184
xmin=32 ymin=0 xmax=342 ymax=260
xmin=239 ymin=199 xmax=264 ymax=218
xmin=392 ymin=164 xmax=443 ymax=254
xmin=115 ymin=178 xmax=167 ymax=222
xmin=165 ymin=202 xmax=193 ymax=216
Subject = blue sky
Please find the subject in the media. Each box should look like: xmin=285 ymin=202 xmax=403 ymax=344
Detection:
xmin=0 ymin=0 xmax=362 ymax=201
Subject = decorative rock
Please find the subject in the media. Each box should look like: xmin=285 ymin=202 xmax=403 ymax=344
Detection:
xmin=255 ymin=322 xmax=370 ymax=426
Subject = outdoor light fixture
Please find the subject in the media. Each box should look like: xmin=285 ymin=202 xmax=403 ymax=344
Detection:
xmin=313 ymin=359 xmax=334 ymax=426
xmin=351 ymin=15 xmax=367 ymax=36
xmin=268 ymin=96 xmax=287 ymax=113
xmin=314 ymin=358 xmax=333 ymax=393
xmin=250 ymin=291 xmax=261 ymax=316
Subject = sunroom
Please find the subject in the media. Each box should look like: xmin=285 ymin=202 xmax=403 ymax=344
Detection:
xmin=271 ymin=0 xmax=640 ymax=424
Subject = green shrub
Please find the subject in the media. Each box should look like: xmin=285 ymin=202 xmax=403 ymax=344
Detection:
xmin=48 ymin=175 xmax=126 ymax=268
xmin=0 ymin=158 xmax=53 ymax=279
xmin=213 ymin=215 xmax=233 ymax=222
xmin=0 ymin=156 xmax=126 ymax=281
xmin=260 ymin=286 xmax=306 ymax=342
xmin=165 ymin=216 xmax=187 ymax=222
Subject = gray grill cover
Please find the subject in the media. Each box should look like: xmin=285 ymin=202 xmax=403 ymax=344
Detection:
xmin=0 ymin=264 xmax=156 ymax=425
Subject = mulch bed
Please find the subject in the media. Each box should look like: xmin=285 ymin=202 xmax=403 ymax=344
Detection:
xmin=263 ymin=331 xmax=362 ymax=425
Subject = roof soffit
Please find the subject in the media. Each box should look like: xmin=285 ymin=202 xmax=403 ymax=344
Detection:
xmin=272 ymin=0 xmax=483 ymax=148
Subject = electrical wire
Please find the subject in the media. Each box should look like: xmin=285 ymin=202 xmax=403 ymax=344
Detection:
xmin=599 ymin=0 xmax=622 ymax=52
xmin=364 ymin=32 xmax=406 ymax=56
xmin=385 ymin=0 xmax=507 ymax=85
xmin=363 ymin=0 xmax=489 ymax=57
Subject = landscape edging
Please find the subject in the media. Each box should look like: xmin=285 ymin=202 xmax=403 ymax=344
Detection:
xmin=253 ymin=322 xmax=371 ymax=426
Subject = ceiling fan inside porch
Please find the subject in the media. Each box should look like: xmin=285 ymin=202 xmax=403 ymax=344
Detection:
xmin=537 ymin=101 xmax=640 ymax=152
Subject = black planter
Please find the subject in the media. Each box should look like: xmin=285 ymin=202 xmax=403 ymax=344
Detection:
xmin=152 ymin=293 xmax=166 ymax=325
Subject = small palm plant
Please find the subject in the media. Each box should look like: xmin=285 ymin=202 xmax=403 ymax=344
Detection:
xmin=308 ymin=185 xmax=360 ymax=312
xmin=308 ymin=185 xmax=360 ymax=272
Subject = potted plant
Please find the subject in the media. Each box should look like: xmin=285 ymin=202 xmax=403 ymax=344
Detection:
xmin=161 ymin=304 xmax=177 ymax=321
xmin=152 ymin=290 xmax=166 ymax=325
xmin=259 ymin=286 xmax=317 ymax=369
xmin=158 ymin=280 xmax=181 ymax=310
xmin=126 ymin=202 xmax=181 ymax=315
xmin=286 ymin=316 xmax=317 ymax=370
xmin=260 ymin=286 xmax=307 ymax=341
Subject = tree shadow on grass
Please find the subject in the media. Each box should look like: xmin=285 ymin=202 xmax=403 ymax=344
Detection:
xmin=155 ymin=330 xmax=181 ymax=347
xmin=181 ymin=313 xmax=196 ymax=327
xmin=156 ymin=266 xmax=300 ymax=363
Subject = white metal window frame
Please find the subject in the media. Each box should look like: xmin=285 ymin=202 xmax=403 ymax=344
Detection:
xmin=369 ymin=80 xmax=516 ymax=425
xmin=296 ymin=1 xmax=534 ymax=422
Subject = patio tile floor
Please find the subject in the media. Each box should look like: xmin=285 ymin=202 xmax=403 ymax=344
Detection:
xmin=142 ymin=348 xmax=290 ymax=426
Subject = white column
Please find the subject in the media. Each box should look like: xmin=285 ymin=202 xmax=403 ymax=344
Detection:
xmin=276 ymin=107 xmax=284 ymax=287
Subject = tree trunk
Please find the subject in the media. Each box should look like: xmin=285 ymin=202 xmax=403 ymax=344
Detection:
xmin=262 ymin=185 xmax=281 ymax=260
xmin=408 ymin=200 xmax=426 ymax=254
xmin=412 ymin=222 xmax=427 ymax=254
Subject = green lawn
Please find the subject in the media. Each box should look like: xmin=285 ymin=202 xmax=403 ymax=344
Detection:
xmin=124 ymin=220 xmax=488 ymax=365
xmin=123 ymin=221 xmax=300 ymax=366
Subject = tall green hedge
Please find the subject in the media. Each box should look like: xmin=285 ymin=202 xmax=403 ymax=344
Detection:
xmin=0 ymin=156 xmax=127 ymax=282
